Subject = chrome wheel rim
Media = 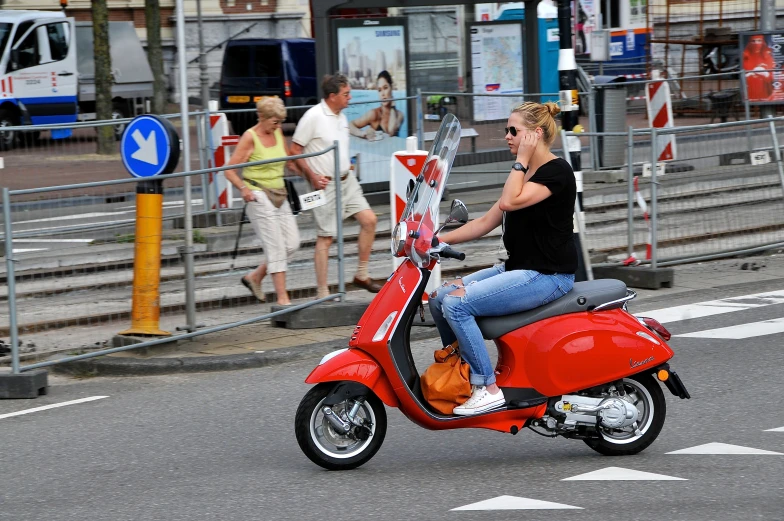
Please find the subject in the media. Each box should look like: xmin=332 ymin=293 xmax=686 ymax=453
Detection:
xmin=309 ymin=397 xmax=376 ymax=459
xmin=598 ymin=378 xmax=654 ymax=445
xmin=0 ymin=119 xmax=15 ymax=146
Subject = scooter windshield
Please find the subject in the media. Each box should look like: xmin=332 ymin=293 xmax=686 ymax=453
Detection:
xmin=398 ymin=114 xmax=461 ymax=266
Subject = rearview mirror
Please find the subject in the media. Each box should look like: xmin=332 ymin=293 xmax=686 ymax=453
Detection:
xmin=10 ymin=49 xmax=20 ymax=71
xmin=446 ymin=199 xmax=468 ymax=225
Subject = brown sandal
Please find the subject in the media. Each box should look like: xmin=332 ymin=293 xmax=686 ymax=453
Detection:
xmin=241 ymin=276 xmax=266 ymax=302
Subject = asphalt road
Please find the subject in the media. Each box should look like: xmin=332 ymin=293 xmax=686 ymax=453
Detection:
xmin=1 ymin=283 xmax=783 ymax=520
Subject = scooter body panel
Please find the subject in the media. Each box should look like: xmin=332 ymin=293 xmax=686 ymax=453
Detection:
xmin=496 ymin=309 xmax=675 ymax=397
xmin=305 ymin=349 xmax=400 ymax=408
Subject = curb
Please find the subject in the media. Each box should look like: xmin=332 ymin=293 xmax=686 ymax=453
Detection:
xmin=50 ymin=327 xmax=441 ymax=377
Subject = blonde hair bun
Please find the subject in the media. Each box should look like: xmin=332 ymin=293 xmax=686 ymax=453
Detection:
xmin=544 ymin=101 xmax=561 ymax=117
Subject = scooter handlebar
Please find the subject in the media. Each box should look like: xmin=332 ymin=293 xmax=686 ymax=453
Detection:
xmin=439 ymin=246 xmax=465 ymax=261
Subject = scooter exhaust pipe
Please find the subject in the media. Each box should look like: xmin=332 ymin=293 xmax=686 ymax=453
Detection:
xmin=323 ymin=407 xmax=351 ymax=433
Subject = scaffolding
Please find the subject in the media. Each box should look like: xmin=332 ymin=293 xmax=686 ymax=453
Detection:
xmin=649 ymin=0 xmax=761 ymax=116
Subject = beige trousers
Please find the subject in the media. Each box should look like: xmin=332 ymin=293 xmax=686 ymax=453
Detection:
xmin=247 ymin=190 xmax=300 ymax=273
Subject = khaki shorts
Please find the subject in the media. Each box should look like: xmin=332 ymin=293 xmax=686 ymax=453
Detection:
xmin=311 ymin=171 xmax=371 ymax=237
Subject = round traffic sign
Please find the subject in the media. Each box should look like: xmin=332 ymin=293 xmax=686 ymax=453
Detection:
xmin=120 ymin=115 xmax=180 ymax=178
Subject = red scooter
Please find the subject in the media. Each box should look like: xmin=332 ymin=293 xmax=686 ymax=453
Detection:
xmin=295 ymin=115 xmax=690 ymax=471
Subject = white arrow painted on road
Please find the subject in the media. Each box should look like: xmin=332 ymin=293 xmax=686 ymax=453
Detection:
xmin=667 ymin=442 xmax=783 ymax=455
xmin=131 ymin=129 xmax=158 ymax=165
xmin=765 ymin=426 xmax=784 ymax=432
xmin=562 ymin=466 xmax=687 ymax=481
xmin=451 ymin=496 xmax=582 ymax=511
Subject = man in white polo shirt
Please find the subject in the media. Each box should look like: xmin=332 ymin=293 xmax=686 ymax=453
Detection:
xmin=291 ymin=73 xmax=381 ymax=298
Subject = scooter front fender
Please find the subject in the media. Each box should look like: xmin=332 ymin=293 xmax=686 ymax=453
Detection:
xmin=305 ymin=348 xmax=400 ymax=408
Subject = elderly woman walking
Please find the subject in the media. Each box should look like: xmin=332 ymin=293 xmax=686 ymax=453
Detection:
xmin=225 ymin=97 xmax=301 ymax=306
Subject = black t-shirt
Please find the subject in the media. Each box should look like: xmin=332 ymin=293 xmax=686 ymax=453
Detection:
xmin=502 ymin=157 xmax=577 ymax=274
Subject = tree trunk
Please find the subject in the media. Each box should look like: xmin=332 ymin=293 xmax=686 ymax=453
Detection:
xmin=92 ymin=0 xmax=114 ymax=155
xmin=145 ymin=0 xmax=167 ymax=114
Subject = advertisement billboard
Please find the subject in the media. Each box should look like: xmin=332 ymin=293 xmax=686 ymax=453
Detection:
xmin=333 ymin=18 xmax=410 ymax=186
xmin=740 ymin=31 xmax=783 ymax=105
xmin=468 ymin=22 xmax=525 ymax=122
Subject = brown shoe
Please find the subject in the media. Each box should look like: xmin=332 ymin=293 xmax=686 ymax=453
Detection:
xmin=241 ymin=276 xmax=266 ymax=302
xmin=353 ymin=276 xmax=382 ymax=293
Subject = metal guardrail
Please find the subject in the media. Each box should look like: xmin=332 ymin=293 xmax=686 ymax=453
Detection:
xmin=5 ymin=76 xmax=784 ymax=374
xmin=2 ymin=142 xmax=345 ymax=374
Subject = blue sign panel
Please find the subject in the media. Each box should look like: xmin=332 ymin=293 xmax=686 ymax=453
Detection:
xmin=120 ymin=115 xmax=180 ymax=178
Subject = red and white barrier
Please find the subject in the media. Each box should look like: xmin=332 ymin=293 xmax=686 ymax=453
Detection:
xmin=646 ymin=76 xmax=677 ymax=162
xmin=623 ymin=176 xmax=652 ymax=265
xmin=390 ymin=137 xmax=440 ymax=297
xmin=207 ymin=113 xmax=235 ymax=210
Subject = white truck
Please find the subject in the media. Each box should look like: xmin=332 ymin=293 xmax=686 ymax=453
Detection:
xmin=0 ymin=10 xmax=154 ymax=149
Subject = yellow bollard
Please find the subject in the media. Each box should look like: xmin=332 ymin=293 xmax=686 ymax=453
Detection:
xmin=119 ymin=181 xmax=170 ymax=336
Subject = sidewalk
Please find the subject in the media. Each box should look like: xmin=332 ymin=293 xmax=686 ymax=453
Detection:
xmin=43 ymin=249 xmax=784 ymax=377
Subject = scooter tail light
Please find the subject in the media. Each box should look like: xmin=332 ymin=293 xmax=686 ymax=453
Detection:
xmin=372 ymin=311 xmax=398 ymax=342
xmin=639 ymin=316 xmax=672 ymax=341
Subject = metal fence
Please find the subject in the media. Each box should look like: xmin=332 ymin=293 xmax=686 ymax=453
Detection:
xmin=5 ymin=73 xmax=784 ymax=372
xmin=567 ymin=116 xmax=784 ymax=269
xmin=1 ymin=137 xmax=349 ymax=374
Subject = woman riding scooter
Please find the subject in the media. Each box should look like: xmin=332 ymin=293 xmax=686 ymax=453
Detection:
xmin=429 ymin=101 xmax=577 ymax=416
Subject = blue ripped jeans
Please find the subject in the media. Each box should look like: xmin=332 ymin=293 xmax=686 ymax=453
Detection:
xmin=428 ymin=264 xmax=574 ymax=386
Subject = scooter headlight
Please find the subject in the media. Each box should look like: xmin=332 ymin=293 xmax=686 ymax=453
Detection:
xmin=391 ymin=221 xmax=407 ymax=256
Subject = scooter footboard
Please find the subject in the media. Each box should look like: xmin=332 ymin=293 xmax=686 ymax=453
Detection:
xmin=305 ymin=348 xmax=400 ymax=408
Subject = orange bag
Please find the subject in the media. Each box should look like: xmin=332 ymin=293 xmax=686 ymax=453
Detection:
xmin=420 ymin=342 xmax=472 ymax=415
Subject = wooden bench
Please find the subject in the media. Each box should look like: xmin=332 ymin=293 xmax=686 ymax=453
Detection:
xmin=423 ymin=127 xmax=479 ymax=153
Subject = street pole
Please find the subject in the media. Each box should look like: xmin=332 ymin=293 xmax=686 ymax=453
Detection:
xmin=557 ymin=0 xmax=590 ymax=281
xmin=761 ymin=0 xmax=776 ymax=119
xmin=176 ymin=0 xmax=197 ymax=332
xmin=197 ymin=0 xmax=210 ymax=109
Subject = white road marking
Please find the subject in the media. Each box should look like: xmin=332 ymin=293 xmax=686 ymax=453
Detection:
xmin=12 ymin=248 xmax=46 ymax=254
xmin=0 ymin=396 xmax=108 ymax=420
xmin=666 ymin=442 xmax=783 ymax=455
xmin=451 ymin=496 xmax=582 ymax=511
xmin=641 ymin=290 xmax=784 ymax=324
xmin=16 ymin=211 xmax=131 ymax=224
xmin=765 ymin=426 xmax=784 ymax=432
xmin=562 ymin=466 xmax=686 ymax=481
xmin=13 ymin=238 xmax=94 ymax=243
xmin=675 ymin=317 xmax=784 ymax=339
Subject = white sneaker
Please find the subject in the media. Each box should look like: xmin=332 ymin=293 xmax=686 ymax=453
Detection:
xmin=453 ymin=386 xmax=506 ymax=416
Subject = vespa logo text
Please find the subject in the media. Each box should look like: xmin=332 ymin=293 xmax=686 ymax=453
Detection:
xmin=398 ymin=276 xmax=406 ymax=294
xmin=630 ymin=356 xmax=654 ymax=369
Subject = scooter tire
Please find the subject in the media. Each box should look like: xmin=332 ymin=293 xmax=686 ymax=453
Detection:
xmin=295 ymin=382 xmax=387 ymax=471
xmin=583 ymin=372 xmax=666 ymax=456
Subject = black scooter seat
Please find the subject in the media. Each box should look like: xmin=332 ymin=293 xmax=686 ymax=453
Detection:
xmin=476 ymin=279 xmax=628 ymax=339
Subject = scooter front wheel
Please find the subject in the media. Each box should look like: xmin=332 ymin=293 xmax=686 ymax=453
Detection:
xmin=295 ymin=382 xmax=387 ymax=470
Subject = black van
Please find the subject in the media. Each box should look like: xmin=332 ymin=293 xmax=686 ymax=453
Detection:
xmin=219 ymin=38 xmax=317 ymax=134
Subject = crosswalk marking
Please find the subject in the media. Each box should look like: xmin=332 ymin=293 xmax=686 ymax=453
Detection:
xmin=451 ymin=496 xmax=582 ymax=511
xmin=641 ymin=290 xmax=784 ymax=324
xmin=666 ymin=442 xmax=783 ymax=455
xmin=562 ymin=467 xmax=686 ymax=481
xmin=675 ymin=317 xmax=784 ymax=339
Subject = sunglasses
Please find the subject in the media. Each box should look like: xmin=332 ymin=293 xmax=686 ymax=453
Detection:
xmin=504 ymin=126 xmax=521 ymax=137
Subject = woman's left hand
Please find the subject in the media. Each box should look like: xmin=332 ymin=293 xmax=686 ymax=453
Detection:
xmin=516 ymin=132 xmax=538 ymax=166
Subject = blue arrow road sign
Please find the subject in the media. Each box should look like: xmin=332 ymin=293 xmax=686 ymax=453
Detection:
xmin=120 ymin=115 xmax=180 ymax=178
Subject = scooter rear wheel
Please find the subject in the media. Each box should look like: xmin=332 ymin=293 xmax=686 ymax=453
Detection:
xmin=295 ymin=382 xmax=387 ymax=471
xmin=583 ymin=373 xmax=666 ymax=456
